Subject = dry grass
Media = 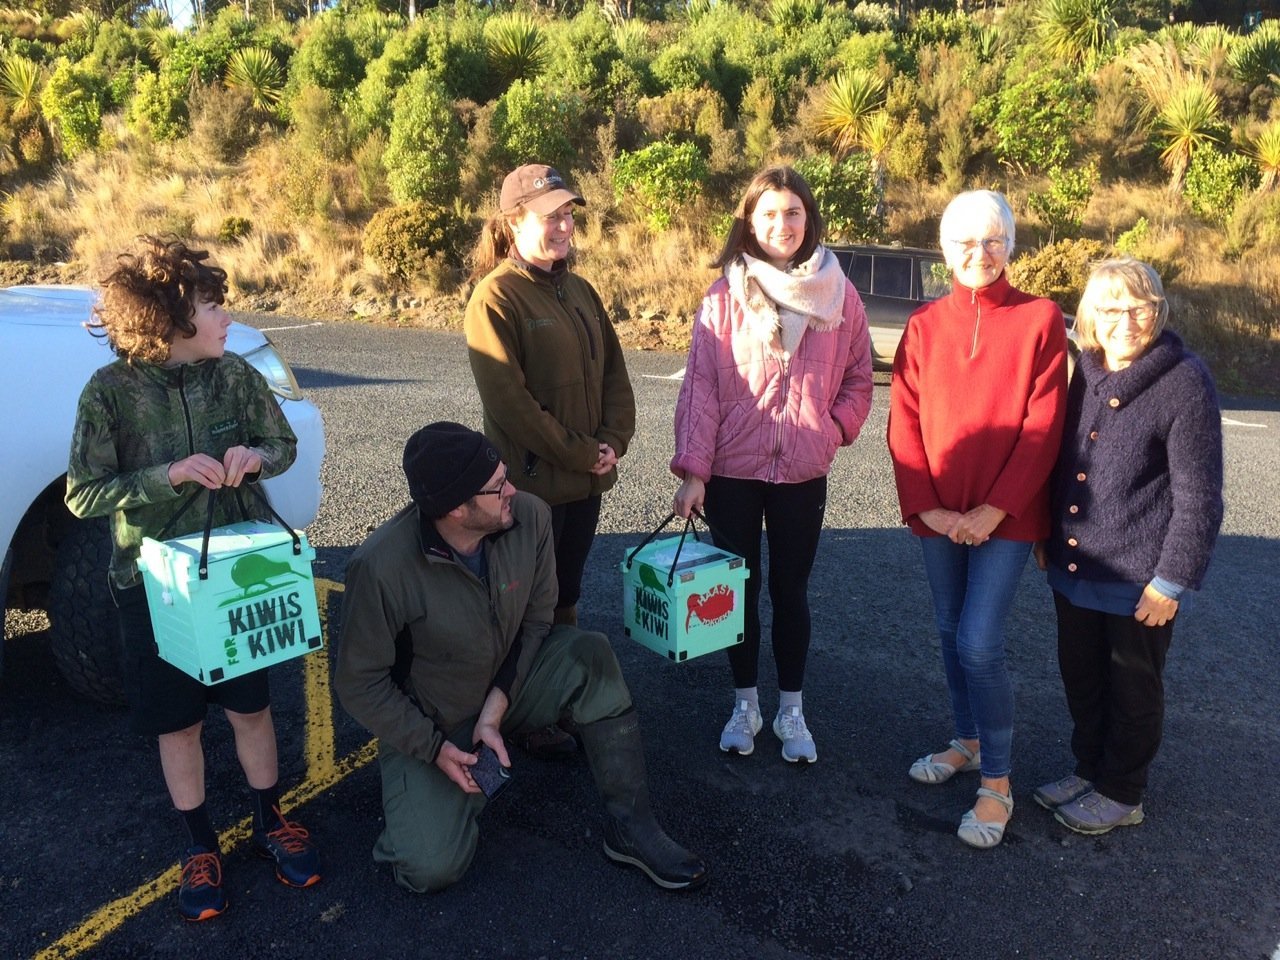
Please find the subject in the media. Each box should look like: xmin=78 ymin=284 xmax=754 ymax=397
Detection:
xmin=2 ymin=130 xmax=1275 ymax=394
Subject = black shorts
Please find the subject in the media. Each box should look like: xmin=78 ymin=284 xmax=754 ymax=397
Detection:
xmin=114 ymin=584 xmax=271 ymax=737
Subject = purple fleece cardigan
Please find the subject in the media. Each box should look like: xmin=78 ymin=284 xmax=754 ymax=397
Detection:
xmin=1046 ymin=330 xmax=1223 ymax=590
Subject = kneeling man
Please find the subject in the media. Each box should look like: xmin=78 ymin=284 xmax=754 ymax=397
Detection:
xmin=335 ymin=422 xmax=707 ymax=893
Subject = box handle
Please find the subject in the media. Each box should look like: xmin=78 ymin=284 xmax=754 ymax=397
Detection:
xmin=624 ymin=512 xmax=709 ymax=588
xmin=157 ymin=484 xmax=303 ymax=581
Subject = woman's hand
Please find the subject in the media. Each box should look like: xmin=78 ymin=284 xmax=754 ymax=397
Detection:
xmin=168 ymin=454 xmax=225 ymax=490
xmin=917 ymin=508 xmax=961 ymax=537
xmin=949 ymin=504 xmax=1007 ymax=546
xmin=589 ymin=443 xmax=618 ymax=476
xmin=673 ymin=476 xmax=706 ymax=519
xmin=221 ymin=445 xmax=263 ymax=488
xmin=1135 ymin=584 xmax=1179 ymax=627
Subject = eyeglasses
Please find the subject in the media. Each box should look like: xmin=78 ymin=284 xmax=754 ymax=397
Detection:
xmin=944 ymin=236 xmax=1009 ymax=255
xmin=475 ymin=469 xmax=509 ymax=497
xmin=1095 ymin=304 xmax=1158 ymax=324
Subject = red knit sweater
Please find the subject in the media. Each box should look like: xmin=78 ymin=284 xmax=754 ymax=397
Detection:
xmin=887 ymin=272 xmax=1068 ymax=541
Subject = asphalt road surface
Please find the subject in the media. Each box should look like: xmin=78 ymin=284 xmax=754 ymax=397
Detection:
xmin=3 ymin=318 xmax=1278 ymax=960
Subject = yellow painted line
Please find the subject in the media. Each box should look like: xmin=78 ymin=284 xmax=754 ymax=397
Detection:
xmin=305 ymin=578 xmax=345 ymax=779
xmin=33 ymin=577 xmax=375 ymax=960
xmin=31 ymin=739 xmax=378 ymax=960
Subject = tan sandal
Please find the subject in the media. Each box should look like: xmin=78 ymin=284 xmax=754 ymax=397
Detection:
xmin=957 ymin=786 xmax=1014 ymax=849
xmin=908 ymin=738 xmax=981 ymax=784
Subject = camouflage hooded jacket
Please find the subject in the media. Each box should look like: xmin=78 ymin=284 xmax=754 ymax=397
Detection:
xmin=66 ymin=353 xmax=297 ymax=589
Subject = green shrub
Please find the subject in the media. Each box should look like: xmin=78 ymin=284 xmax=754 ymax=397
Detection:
xmin=544 ymin=7 xmax=622 ymax=107
xmin=1114 ymin=216 xmax=1149 ymax=255
xmin=1182 ymin=146 xmax=1258 ymax=225
xmin=885 ymin=110 xmax=928 ymax=182
xmin=491 ymin=80 xmax=582 ymax=175
xmin=612 ymin=141 xmax=709 ymax=231
xmin=363 ymin=200 xmax=462 ymax=279
xmin=1027 ymin=163 xmax=1098 ymax=239
xmin=288 ymin=12 xmax=364 ymax=101
xmin=793 ymin=152 xmax=883 ymax=243
xmin=850 ymin=2 xmax=895 ymax=32
xmin=484 ymin=13 xmax=547 ymax=88
xmin=218 ymin=216 xmax=253 ymax=243
xmin=976 ymin=67 xmax=1091 ymax=175
xmin=1006 ymin=237 xmax=1106 ymax=312
xmin=127 ymin=69 xmax=187 ymax=141
xmin=353 ymin=129 xmax=390 ymax=207
xmin=383 ymin=69 xmax=463 ymax=206
xmin=291 ymin=83 xmax=351 ymax=162
xmin=40 ymin=57 xmax=108 ymax=159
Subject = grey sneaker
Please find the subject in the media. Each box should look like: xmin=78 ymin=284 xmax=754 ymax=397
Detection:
xmin=1033 ymin=774 xmax=1094 ymax=811
xmin=719 ymin=699 xmax=763 ymax=755
xmin=773 ymin=706 xmax=817 ymax=764
xmin=1054 ymin=790 xmax=1144 ymax=835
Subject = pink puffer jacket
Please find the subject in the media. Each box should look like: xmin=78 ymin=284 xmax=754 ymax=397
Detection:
xmin=671 ymin=274 xmax=873 ymax=485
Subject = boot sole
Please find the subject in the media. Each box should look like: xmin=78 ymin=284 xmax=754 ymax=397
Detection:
xmin=602 ymin=843 xmax=709 ymax=891
xmin=1053 ymin=811 xmax=1145 ymax=835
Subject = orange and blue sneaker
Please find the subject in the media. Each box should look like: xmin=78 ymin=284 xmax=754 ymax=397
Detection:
xmin=254 ymin=807 xmax=321 ymax=888
xmin=178 ymin=846 xmax=227 ymax=922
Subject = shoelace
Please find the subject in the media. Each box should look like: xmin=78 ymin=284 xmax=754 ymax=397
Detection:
xmin=266 ymin=807 xmax=313 ymax=854
xmin=726 ymin=706 xmax=757 ymax=734
xmin=182 ymin=852 xmax=222 ymax=890
xmin=777 ymin=711 xmax=812 ymax=741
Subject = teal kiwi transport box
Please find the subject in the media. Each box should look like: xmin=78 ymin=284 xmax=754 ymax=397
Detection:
xmin=137 ymin=521 xmax=323 ymax=685
xmin=621 ymin=537 xmax=748 ymax=662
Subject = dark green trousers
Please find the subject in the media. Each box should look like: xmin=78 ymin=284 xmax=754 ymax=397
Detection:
xmin=372 ymin=625 xmax=632 ymax=893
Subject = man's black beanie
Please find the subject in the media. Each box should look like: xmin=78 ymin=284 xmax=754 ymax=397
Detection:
xmin=402 ymin=422 xmax=501 ymax=516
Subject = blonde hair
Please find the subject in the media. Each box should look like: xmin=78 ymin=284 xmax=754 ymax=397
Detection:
xmin=1074 ymin=257 xmax=1169 ymax=353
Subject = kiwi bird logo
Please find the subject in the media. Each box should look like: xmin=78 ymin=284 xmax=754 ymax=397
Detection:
xmin=637 ymin=564 xmax=667 ymax=593
xmin=220 ymin=554 xmax=303 ymax=605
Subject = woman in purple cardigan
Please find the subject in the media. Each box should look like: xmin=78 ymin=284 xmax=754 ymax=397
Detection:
xmin=1034 ymin=258 xmax=1224 ymax=835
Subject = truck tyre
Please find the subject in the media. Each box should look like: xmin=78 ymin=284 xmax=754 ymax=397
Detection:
xmin=49 ymin=517 xmax=126 ymax=707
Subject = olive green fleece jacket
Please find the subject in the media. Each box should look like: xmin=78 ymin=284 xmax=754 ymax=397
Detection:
xmin=334 ymin=492 xmax=557 ymax=765
xmin=65 ymin=353 xmax=297 ymax=589
xmin=464 ymin=258 xmax=636 ymax=506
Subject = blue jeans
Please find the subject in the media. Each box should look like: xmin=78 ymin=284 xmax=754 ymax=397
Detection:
xmin=918 ymin=536 xmax=1031 ymax=779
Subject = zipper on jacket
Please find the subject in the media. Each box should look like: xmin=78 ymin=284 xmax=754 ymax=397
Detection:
xmin=555 ymin=282 xmax=598 ymax=361
xmin=969 ymin=287 xmax=981 ymax=360
xmin=177 ymin=366 xmax=196 ymax=456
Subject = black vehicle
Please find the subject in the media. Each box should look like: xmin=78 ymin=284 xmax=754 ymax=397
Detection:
xmin=829 ymin=243 xmax=950 ymax=369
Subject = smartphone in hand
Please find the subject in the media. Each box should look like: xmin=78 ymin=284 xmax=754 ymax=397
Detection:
xmin=471 ymin=743 xmax=512 ymax=799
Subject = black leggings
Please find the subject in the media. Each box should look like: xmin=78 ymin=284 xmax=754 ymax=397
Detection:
xmin=702 ymin=475 xmax=827 ymax=691
xmin=549 ymin=495 xmax=602 ymax=609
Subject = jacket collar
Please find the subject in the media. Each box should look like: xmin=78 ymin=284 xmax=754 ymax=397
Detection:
xmin=506 ymin=254 xmax=569 ymax=287
xmin=1080 ymin=329 xmax=1186 ymax=404
xmin=949 ymin=270 xmax=1015 ymax=310
xmin=133 ymin=356 xmax=215 ymax=386
xmin=415 ymin=504 xmax=520 ymax=562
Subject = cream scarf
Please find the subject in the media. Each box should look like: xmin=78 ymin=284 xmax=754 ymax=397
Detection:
xmin=725 ymin=247 xmax=846 ymax=358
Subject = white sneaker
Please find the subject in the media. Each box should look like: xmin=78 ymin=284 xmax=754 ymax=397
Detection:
xmin=773 ymin=706 xmax=817 ymax=763
xmin=719 ymin=699 xmax=763 ymax=755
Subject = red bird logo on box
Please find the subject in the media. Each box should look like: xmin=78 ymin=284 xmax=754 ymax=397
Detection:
xmin=686 ymin=584 xmax=734 ymax=629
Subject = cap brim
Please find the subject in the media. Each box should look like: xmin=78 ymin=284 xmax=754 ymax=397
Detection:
xmin=523 ymin=189 xmax=586 ymax=215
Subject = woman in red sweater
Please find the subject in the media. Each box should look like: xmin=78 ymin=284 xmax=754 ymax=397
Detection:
xmin=888 ymin=190 xmax=1068 ymax=849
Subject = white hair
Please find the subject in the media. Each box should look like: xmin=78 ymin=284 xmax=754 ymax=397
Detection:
xmin=939 ymin=190 xmax=1016 ymax=254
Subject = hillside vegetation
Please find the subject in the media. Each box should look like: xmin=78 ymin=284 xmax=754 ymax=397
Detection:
xmin=1 ymin=0 xmax=1278 ymax=394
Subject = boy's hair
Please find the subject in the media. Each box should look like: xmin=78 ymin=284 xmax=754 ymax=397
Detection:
xmin=89 ymin=235 xmax=228 ymax=363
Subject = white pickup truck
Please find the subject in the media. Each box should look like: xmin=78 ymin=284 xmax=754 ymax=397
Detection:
xmin=0 ymin=286 xmax=325 ymax=704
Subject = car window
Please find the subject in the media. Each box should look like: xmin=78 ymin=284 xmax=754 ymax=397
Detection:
xmin=918 ymin=259 xmax=950 ymax=300
xmin=850 ymin=254 xmax=872 ymax=292
xmin=871 ymin=256 xmax=912 ymax=299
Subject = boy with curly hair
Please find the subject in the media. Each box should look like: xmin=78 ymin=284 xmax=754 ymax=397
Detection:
xmin=66 ymin=236 xmax=321 ymax=921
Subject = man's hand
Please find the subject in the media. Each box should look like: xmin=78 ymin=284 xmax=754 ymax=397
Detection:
xmin=435 ymin=742 xmax=481 ymax=794
xmin=473 ymin=688 xmax=511 ymax=768
xmin=589 ymin=443 xmax=618 ymax=476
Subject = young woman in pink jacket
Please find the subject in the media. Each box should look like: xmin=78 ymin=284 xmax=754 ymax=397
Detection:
xmin=671 ymin=166 xmax=873 ymax=763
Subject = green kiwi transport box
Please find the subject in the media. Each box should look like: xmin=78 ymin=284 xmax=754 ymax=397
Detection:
xmin=137 ymin=521 xmax=323 ymax=685
xmin=621 ymin=536 xmax=748 ymax=662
